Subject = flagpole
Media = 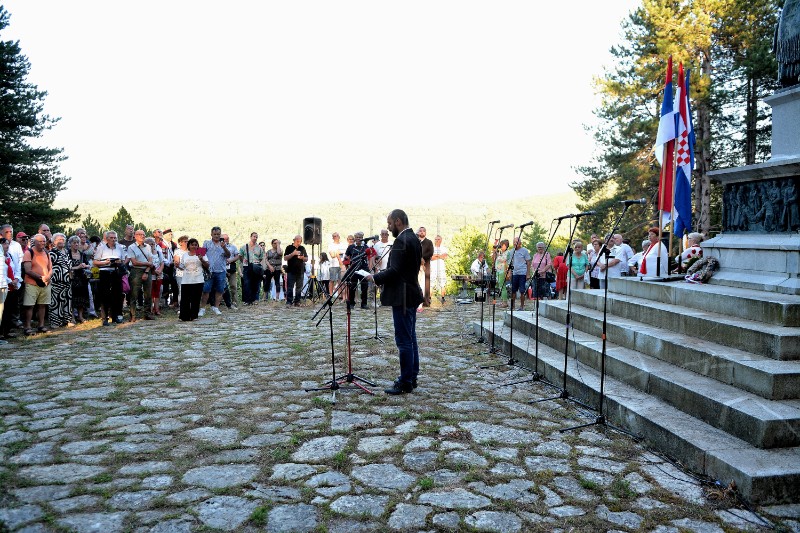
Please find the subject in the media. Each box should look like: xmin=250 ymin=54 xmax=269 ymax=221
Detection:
xmin=657 ymin=145 xmax=667 ymax=277
xmin=668 ymin=132 xmax=679 ymax=273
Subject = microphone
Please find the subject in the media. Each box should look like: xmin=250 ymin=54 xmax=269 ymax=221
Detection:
xmin=498 ymin=224 xmax=513 ymax=230
xmin=517 ymin=221 xmax=534 ymax=228
xmin=363 ymin=235 xmax=380 ymax=241
xmin=619 ymin=198 xmax=647 ymax=206
xmin=555 ymin=211 xmax=597 ymax=221
xmin=488 ymin=220 xmax=500 ymax=224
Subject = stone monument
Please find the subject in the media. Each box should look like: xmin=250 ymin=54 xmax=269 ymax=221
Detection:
xmin=704 ymin=15 xmax=800 ymax=294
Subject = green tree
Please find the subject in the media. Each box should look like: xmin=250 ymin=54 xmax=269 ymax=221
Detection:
xmin=81 ymin=214 xmax=104 ymax=238
xmin=107 ymin=206 xmax=134 ymax=236
xmin=445 ymin=225 xmax=486 ymax=293
xmin=573 ymin=0 xmax=779 ymax=241
xmin=0 ymin=7 xmax=77 ymax=230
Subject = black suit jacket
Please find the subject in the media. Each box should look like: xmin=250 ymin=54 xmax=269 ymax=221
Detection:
xmin=420 ymin=238 xmax=434 ymax=264
xmin=373 ymin=228 xmax=423 ymax=309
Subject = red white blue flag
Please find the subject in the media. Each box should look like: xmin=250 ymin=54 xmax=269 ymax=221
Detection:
xmin=674 ymin=63 xmax=694 ymax=238
xmin=655 ymin=56 xmax=676 ymax=223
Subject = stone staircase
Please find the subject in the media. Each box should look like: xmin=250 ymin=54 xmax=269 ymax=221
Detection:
xmin=477 ymin=278 xmax=800 ymax=504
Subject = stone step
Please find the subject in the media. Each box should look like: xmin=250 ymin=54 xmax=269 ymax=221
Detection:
xmin=477 ymin=320 xmax=800 ymax=504
xmin=567 ymin=288 xmax=800 ymax=361
xmin=607 ymin=277 xmax=800 ymax=327
xmin=538 ymin=300 xmax=800 ymax=401
xmin=499 ymin=311 xmax=800 ymax=449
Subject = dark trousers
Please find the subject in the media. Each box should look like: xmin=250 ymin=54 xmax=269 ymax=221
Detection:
xmin=180 ymin=282 xmax=203 ymax=320
xmin=163 ymin=266 xmax=178 ymax=305
xmin=241 ymin=266 xmax=259 ymax=303
xmin=128 ymin=268 xmax=152 ymax=318
xmin=347 ymin=275 xmax=368 ymax=307
xmin=532 ymin=276 xmax=548 ymax=298
xmin=98 ymin=270 xmax=123 ymax=319
xmin=266 ymin=270 xmax=282 ymax=299
xmin=423 ymin=261 xmax=431 ymax=306
xmin=392 ymin=305 xmax=419 ymax=386
xmin=286 ymin=271 xmax=302 ymax=304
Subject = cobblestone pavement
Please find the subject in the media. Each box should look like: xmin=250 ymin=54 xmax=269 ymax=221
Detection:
xmin=1 ymin=299 xmax=797 ymax=532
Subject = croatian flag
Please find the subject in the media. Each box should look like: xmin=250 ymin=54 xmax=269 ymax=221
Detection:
xmin=654 ymin=56 xmax=676 ymax=224
xmin=673 ymin=63 xmax=694 ymax=239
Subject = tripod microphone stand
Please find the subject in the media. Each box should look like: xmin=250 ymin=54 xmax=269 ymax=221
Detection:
xmin=306 ymin=252 xmax=376 ymax=402
xmin=532 ymin=212 xmax=594 ymax=405
xmin=498 ymin=220 xmax=562 ymax=388
xmin=479 ymin=225 xmax=510 ymax=358
xmin=481 ymin=223 xmax=533 ymax=373
xmin=560 ymin=206 xmax=637 ymax=437
xmin=474 ymin=221 xmax=498 ymax=344
xmin=369 ymin=243 xmax=391 ymax=343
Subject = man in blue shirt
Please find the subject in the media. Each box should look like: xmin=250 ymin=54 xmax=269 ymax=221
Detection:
xmin=199 ymin=226 xmax=230 ymax=316
xmin=509 ymin=237 xmax=531 ymax=311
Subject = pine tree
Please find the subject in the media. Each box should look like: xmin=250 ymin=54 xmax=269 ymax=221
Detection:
xmin=107 ymin=206 xmax=135 ymax=236
xmin=0 ymin=7 xmax=77 ymax=230
xmin=81 ymin=214 xmax=104 ymax=238
xmin=573 ymin=0 xmax=779 ymax=239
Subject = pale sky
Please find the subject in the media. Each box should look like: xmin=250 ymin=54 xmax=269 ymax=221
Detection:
xmin=4 ymin=1 xmax=638 ymax=204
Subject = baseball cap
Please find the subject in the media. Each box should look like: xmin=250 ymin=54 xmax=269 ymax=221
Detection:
xmin=16 ymin=231 xmax=28 ymax=239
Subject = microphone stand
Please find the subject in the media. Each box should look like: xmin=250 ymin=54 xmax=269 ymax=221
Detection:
xmin=532 ymin=215 xmax=591 ymax=406
xmin=560 ymin=205 xmax=637 ymax=437
xmin=483 ymin=226 xmax=507 ymax=355
xmin=306 ymin=250 xmax=375 ymax=401
xmin=481 ymin=225 xmax=526 ymax=371
xmin=498 ymin=220 xmax=561 ymax=388
xmin=370 ymin=243 xmax=391 ymax=343
xmin=475 ymin=221 xmax=498 ymax=344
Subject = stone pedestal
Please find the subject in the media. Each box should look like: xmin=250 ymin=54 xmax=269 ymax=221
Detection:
xmin=706 ymin=86 xmax=800 ymax=295
xmin=702 ymin=234 xmax=800 ymax=294
xmin=764 ymin=85 xmax=800 ymax=161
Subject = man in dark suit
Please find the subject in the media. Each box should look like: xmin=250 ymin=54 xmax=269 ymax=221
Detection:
xmin=417 ymin=226 xmax=434 ymax=307
xmin=367 ymin=210 xmax=423 ymax=395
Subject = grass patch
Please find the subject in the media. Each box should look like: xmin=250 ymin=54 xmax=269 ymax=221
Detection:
xmin=578 ymin=476 xmax=600 ymax=491
xmin=418 ymin=477 xmax=434 ymax=490
xmin=420 ymin=411 xmax=445 ymax=420
xmin=91 ymin=472 xmax=113 ymax=483
xmin=331 ymin=450 xmax=351 ymax=471
xmin=250 ymin=504 xmax=270 ymax=526
xmin=384 ymin=409 xmax=412 ymax=421
xmin=610 ymin=477 xmax=635 ymax=500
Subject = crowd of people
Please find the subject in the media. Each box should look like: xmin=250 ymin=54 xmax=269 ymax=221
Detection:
xmin=471 ymin=228 xmax=703 ymax=310
xmin=0 ymin=219 xmax=703 ymax=343
xmin=0 ymin=221 xmax=459 ymax=341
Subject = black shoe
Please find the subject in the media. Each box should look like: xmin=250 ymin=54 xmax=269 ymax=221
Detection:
xmin=384 ymin=381 xmax=413 ymax=395
xmin=412 ymin=379 xmax=418 ymax=389
xmin=360 ymin=304 xmax=368 ymax=309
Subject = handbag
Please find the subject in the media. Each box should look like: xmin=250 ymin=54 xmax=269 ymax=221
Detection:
xmin=247 ymin=245 xmax=264 ymax=279
xmin=121 ymin=274 xmax=130 ymax=293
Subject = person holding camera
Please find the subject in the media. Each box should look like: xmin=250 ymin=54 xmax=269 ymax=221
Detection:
xmin=126 ymin=230 xmax=156 ymax=322
xmin=283 ymin=235 xmax=307 ymax=307
xmin=68 ymin=235 xmax=91 ymax=323
xmin=93 ymin=230 xmax=127 ymax=326
xmin=240 ymin=232 xmax=264 ymax=305
xmin=199 ymin=226 xmax=231 ymax=316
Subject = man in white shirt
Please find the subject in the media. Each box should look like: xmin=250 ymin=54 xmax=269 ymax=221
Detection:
xmin=1 ymin=225 xmax=24 ymax=327
xmin=372 ymin=230 xmax=391 ymax=273
xmin=126 ymin=229 xmax=155 ymax=321
xmin=470 ymin=251 xmax=490 ymax=278
xmin=431 ymin=235 xmax=449 ymax=304
xmin=601 ymin=233 xmax=634 ymax=279
xmin=328 ymin=232 xmax=345 ymax=296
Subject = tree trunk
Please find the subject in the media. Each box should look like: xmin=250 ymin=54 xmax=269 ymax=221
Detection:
xmin=698 ymin=52 xmax=713 ymax=237
xmin=745 ymin=75 xmax=758 ymax=165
